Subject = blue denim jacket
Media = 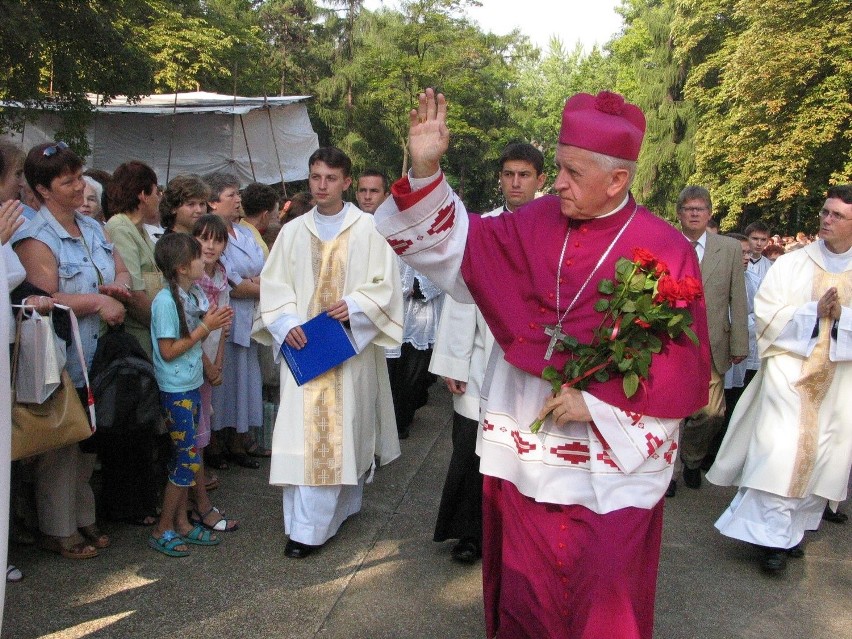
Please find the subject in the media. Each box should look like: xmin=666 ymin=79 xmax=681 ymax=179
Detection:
xmin=12 ymin=207 xmax=116 ymax=387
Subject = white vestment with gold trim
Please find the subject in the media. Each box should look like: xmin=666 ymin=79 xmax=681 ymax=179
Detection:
xmin=255 ymin=204 xmax=403 ymax=489
xmin=708 ymin=241 xmax=852 ymax=546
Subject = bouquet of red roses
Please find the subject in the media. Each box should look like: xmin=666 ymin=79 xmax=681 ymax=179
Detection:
xmin=531 ymin=247 xmax=702 ymax=433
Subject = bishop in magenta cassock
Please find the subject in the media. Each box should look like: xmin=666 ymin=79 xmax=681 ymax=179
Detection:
xmin=375 ymin=90 xmax=710 ymax=639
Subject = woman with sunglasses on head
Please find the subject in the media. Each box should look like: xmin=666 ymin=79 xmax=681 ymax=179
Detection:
xmin=11 ymin=141 xmax=132 ymax=559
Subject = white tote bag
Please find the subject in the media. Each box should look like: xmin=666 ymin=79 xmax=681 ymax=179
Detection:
xmin=14 ymin=308 xmax=67 ymax=404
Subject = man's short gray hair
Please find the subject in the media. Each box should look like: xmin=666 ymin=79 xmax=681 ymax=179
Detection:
xmin=587 ymin=150 xmax=637 ymax=186
xmin=677 ymin=186 xmax=712 ymax=212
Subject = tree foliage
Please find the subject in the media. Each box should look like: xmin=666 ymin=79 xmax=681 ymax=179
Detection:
xmin=0 ymin=0 xmax=154 ymax=151
xmin=610 ymin=0 xmax=697 ymax=220
xmin=1 ymin=0 xmax=849 ymax=231
xmin=138 ymin=1 xmax=236 ymax=92
xmin=676 ymin=0 xmax=852 ymax=232
xmin=510 ymin=37 xmax=616 ymax=196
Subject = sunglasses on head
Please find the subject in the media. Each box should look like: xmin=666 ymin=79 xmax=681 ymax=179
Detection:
xmin=42 ymin=141 xmax=69 ymax=157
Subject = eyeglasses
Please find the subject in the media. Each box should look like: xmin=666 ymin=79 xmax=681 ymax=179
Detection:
xmin=819 ymin=209 xmax=852 ymax=222
xmin=42 ymin=141 xmax=69 ymax=157
xmin=679 ymin=206 xmax=708 ymax=213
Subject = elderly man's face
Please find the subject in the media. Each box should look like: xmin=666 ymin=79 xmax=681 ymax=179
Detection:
xmin=677 ymin=198 xmax=712 ymax=237
xmin=553 ymin=145 xmax=621 ymax=219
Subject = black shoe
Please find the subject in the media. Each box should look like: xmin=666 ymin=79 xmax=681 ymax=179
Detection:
xmin=665 ymin=480 xmax=677 ymax=498
xmin=205 ymin=452 xmax=229 ymax=470
xmin=285 ymin=539 xmax=317 ymax=559
xmin=397 ymin=427 xmax=410 ymax=440
xmin=451 ymin=538 xmax=481 ymax=564
xmin=786 ymin=544 xmax=805 ymax=559
xmin=683 ymin=467 xmax=702 ymax=489
xmin=761 ymin=548 xmax=787 ymax=573
xmin=822 ymin=506 xmax=848 ymax=524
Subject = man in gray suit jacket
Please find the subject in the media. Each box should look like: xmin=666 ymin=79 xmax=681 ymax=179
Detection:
xmin=671 ymin=186 xmax=748 ymax=494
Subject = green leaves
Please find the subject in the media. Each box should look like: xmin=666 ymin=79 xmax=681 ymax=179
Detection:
xmin=623 ymin=372 xmax=640 ymax=398
xmin=542 ymin=366 xmax=564 ymax=394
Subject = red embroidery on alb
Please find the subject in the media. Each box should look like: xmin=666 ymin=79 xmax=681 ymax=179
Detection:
xmin=621 ymin=409 xmax=643 ymax=425
xmin=512 ymin=430 xmax=537 ymax=455
xmin=644 ymin=432 xmax=664 ymax=456
xmin=389 ymin=238 xmax=413 ymax=255
xmin=482 ymin=419 xmax=495 ymax=432
xmin=551 ymin=441 xmax=591 ymax=465
xmin=596 ymin=451 xmax=619 ymax=469
xmin=428 ymin=201 xmax=455 ymax=235
xmin=663 ymin=441 xmax=677 ymax=464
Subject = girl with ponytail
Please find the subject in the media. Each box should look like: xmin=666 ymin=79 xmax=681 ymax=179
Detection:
xmin=148 ymin=233 xmax=233 ymax=556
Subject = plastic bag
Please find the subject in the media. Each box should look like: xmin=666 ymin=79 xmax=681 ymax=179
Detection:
xmin=15 ymin=309 xmax=67 ymax=404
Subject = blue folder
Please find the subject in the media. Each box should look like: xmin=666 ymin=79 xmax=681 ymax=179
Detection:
xmin=279 ymin=312 xmax=358 ymax=386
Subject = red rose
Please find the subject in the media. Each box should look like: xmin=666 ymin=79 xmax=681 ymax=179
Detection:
xmin=677 ymin=276 xmax=703 ymax=302
xmin=632 ymin=247 xmax=657 ymax=268
xmin=654 ymin=260 xmax=669 ymax=277
xmin=654 ymin=275 xmax=680 ymax=305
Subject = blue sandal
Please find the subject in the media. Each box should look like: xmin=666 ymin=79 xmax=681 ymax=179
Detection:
xmin=148 ymin=530 xmax=190 ymax=557
xmin=180 ymin=523 xmax=220 ymax=546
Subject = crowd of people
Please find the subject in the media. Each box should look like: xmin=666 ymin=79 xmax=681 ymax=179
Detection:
xmin=1 ymin=85 xmax=850 ymax=639
xmin=0 ymin=140 xmax=318 ymax=574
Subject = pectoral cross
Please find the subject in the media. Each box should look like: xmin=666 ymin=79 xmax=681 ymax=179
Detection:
xmin=543 ymin=324 xmax=567 ymax=360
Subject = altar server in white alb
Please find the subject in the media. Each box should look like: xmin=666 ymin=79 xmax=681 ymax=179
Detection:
xmin=708 ymin=184 xmax=852 ymax=574
xmin=255 ymin=147 xmax=403 ymax=559
xmin=429 ymin=142 xmax=545 ymax=564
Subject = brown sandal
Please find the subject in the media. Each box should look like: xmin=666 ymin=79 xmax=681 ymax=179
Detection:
xmin=78 ymin=525 xmax=111 ymax=549
xmin=40 ymin=535 xmax=99 ymax=560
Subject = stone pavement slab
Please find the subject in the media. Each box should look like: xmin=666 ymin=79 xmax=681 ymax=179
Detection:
xmin=3 ymin=385 xmax=850 ymax=638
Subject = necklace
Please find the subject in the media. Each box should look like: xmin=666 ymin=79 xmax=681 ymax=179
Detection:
xmin=543 ymin=203 xmax=639 ymax=360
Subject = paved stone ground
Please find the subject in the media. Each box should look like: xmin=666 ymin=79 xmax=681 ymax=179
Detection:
xmin=3 ymin=385 xmax=851 ymax=638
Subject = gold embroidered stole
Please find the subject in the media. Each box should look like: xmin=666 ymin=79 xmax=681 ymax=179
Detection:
xmin=789 ymin=268 xmax=851 ymax=496
xmin=303 ymin=230 xmax=350 ymax=485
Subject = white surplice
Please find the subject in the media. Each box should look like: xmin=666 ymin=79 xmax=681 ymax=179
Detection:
xmin=708 ymin=241 xmax=852 ymax=547
xmin=428 ymin=206 xmax=502 ymax=421
xmin=254 ymin=204 xmax=402 ymax=543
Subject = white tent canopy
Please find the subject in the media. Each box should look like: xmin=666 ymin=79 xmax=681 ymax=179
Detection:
xmin=2 ymin=92 xmax=319 ymax=185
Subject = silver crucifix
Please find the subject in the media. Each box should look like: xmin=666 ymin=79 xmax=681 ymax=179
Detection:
xmin=543 ymin=324 xmax=567 ymax=360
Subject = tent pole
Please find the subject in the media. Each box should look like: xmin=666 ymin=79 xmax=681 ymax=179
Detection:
xmin=266 ymin=103 xmax=287 ymax=195
xmin=165 ymin=89 xmax=179 ymax=183
xmin=239 ymin=114 xmax=257 ymax=182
